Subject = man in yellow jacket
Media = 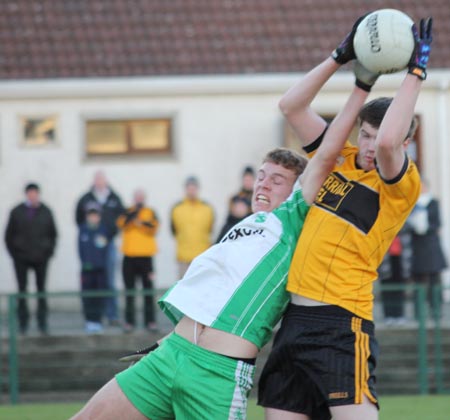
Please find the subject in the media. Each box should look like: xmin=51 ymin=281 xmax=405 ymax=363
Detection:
xmin=170 ymin=176 xmax=214 ymax=278
xmin=117 ymin=188 xmax=159 ymax=332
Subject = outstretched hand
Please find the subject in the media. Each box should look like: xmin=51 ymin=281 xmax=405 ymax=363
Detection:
xmin=408 ymin=17 xmax=433 ymax=80
xmin=332 ymin=14 xmax=367 ymax=65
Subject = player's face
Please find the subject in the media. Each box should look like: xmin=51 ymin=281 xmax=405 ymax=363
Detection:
xmin=356 ymin=121 xmax=378 ymax=171
xmin=251 ymin=162 xmax=297 ymax=213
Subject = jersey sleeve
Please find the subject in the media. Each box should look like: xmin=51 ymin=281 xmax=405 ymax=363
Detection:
xmin=379 ymin=155 xmax=421 ymax=216
xmin=274 ymin=189 xmax=310 ymax=236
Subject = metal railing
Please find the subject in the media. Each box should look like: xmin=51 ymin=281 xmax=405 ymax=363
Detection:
xmin=1 ymin=285 xmax=449 ymax=404
xmin=432 ymin=285 xmax=449 ymax=395
xmin=1 ymin=288 xmax=168 ymax=404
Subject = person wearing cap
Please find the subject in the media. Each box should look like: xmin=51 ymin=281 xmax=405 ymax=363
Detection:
xmin=78 ymin=204 xmax=109 ymax=334
xmin=5 ymin=182 xmax=58 ymax=335
xmin=170 ymin=176 xmax=214 ymax=278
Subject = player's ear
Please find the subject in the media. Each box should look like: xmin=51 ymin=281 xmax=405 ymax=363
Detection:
xmin=402 ymin=138 xmax=411 ymax=149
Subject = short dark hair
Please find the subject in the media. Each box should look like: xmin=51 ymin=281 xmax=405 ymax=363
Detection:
xmin=85 ymin=202 xmax=101 ymax=214
xmin=185 ymin=176 xmax=199 ymax=187
xmin=230 ymin=195 xmax=251 ymax=206
xmin=86 ymin=207 xmax=101 ymax=215
xmin=25 ymin=183 xmax=39 ymax=192
xmin=262 ymin=148 xmax=308 ymax=178
xmin=359 ymin=97 xmax=418 ymax=139
xmin=243 ymin=166 xmax=255 ymax=176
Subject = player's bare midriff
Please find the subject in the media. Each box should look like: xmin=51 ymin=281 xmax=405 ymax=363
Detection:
xmin=290 ymin=293 xmax=329 ymax=306
xmin=174 ymin=316 xmax=259 ymax=359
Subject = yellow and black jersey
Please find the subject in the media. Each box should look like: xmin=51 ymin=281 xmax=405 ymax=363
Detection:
xmin=287 ymin=141 xmax=421 ymax=320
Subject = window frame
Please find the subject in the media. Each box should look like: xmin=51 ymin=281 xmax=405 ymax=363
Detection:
xmin=84 ymin=117 xmax=173 ymax=158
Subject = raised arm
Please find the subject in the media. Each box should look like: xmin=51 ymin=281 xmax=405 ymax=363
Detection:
xmin=279 ymin=57 xmax=339 ymax=147
xmin=280 ymin=15 xmax=366 ymax=148
xmin=375 ymin=18 xmax=432 ymax=180
xmin=301 ymin=76 xmax=372 ymax=204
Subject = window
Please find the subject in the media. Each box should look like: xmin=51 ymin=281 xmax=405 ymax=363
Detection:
xmin=21 ymin=115 xmax=58 ymax=146
xmin=85 ymin=118 xmax=172 ymax=156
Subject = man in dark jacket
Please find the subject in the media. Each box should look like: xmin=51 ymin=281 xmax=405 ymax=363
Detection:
xmin=5 ymin=183 xmax=57 ymax=335
xmin=75 ymin=170 xmax=124 ymax=325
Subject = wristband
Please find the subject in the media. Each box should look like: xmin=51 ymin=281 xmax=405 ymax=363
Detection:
xmin=408 ymin=67 xmax=427 ymax=80
xmin=355 ymin=79 xmax=372 ymax=92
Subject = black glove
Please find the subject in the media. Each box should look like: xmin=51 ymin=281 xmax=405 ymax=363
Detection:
xmin=332 ymin=14 xmax=367 ymax=65
xmin=354 ymin=60 xmax=379 ymax=92
xmin=408 ymin=18 xmax=433 ymax=80
xmin=124 ymin=209 xmax=139 ymax=224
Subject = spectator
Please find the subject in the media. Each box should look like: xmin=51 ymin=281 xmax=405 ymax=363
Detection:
xmin=378 ymin=226 xmax=412 ymax=325
xmin=78 ymin=205 xmax=109 ymax=334
xmin=215 ymin=166 xmax=255 ymax=243
xmin=75 ymin=170 xmax=124 ymax=326
xmin=408 ymin=180 xmax=448 ymax=320
xmin=5 ymin=183 xmax=57 ymax=335
xmin=216 ymin=195 xmax=250 ymax=243
xmin=170 ymin=176 xmax=214 ymax=278
xmin=117 ymin=188 xmax=160 ymax=333
xmin=228 ymin=165 xmax=255 ymax=216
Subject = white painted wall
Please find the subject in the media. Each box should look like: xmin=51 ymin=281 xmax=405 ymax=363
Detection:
xmin=0 ymin=72 xmax=449 ymax=297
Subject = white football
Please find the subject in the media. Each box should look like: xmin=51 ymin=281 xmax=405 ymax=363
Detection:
xmin=353 ymin=9 xmax=415 ymax=74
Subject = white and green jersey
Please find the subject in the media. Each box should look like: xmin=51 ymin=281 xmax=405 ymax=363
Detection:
xmin=159 ymin=188 xmax=309 ymax=350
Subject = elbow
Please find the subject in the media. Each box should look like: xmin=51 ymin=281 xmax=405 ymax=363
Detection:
xmin=278 ymin=97 xmax=295 ymax=118
xmin=376 ymin=139 xmax=397 ymax=159
xmin=376 ymin=131 xmax=398 ymax=152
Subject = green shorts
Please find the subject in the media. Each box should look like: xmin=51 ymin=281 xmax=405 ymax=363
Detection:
xmin=116 ymin=332 xmax=255 ymax=420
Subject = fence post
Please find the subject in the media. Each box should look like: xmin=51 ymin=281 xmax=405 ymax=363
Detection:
xmin=433 ymin=284 xmax=444 ymax=393
xmin=8 ymin=294 xmax=19 ymax=404
xmin=0 ymin=295 xmax=3 ymax=397
xmin=416 ymin=284 xmax=429 ymax=395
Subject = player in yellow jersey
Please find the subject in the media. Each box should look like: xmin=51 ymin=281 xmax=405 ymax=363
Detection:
xmin=258 ymin=15 xmax=433 ymax=420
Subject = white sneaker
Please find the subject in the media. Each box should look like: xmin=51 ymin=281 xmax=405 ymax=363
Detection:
xmin=85 ymin=321 xmax=104 ymax=334
xmin=384 ymin=317 xmax=396 ymax=326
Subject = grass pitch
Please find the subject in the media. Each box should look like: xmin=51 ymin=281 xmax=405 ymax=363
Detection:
xmin=0 ymin=395 xmax=449 ymax=419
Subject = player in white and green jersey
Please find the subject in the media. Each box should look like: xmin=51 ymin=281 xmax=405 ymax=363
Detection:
xmin=71 ymin=120 xmax=348 ymax=419
xmin=159 ymin=185 xmax=309 ymax=350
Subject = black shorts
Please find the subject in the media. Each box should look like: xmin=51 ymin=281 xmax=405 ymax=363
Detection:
xmin=258 ymin=304 xmax=379 ymax=419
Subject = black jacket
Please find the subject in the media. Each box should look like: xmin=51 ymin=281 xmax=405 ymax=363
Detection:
xmin=410 ymin=198 xmax=448 ymax=275
xmin=216 ymin=214 xmax=246 ymax=243
xmin=5 ymin=203 xmax=57 ymax=263
xmin=75 ymin=189 xmax=124 ymax=239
